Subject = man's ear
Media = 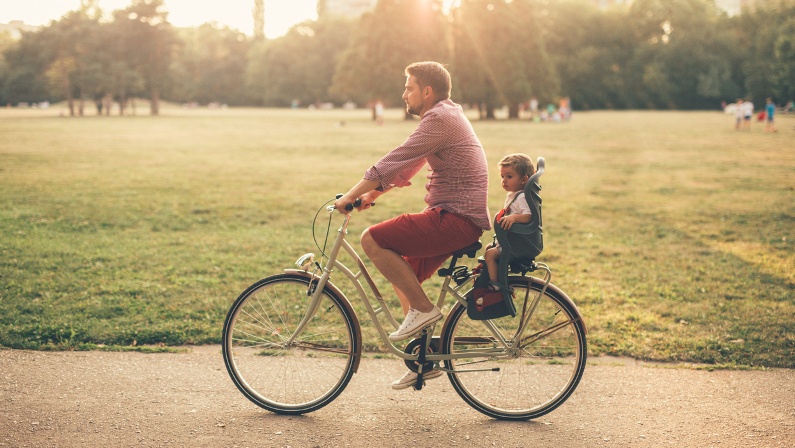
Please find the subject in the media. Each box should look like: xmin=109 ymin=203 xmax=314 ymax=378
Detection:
xmin=423 ymin=86 xmax=434 ymax=100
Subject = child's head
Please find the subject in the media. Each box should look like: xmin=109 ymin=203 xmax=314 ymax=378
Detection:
xmin=498 ymin=153 xmax=535 ymax=192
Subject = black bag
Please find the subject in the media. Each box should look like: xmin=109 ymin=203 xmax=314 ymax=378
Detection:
xmin=466 ymin=262 xmax=516 ymax=321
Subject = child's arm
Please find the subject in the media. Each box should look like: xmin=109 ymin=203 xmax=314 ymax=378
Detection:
xmin=498 ymin=213 xmax=531 ymax=230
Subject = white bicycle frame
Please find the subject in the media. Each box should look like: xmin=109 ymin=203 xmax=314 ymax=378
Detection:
xmin=284 ymin=206 xmax=554 ymax=367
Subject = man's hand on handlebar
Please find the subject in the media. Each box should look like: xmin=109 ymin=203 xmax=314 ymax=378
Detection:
xmin=334 ymin=193 xmax=375 ymax=214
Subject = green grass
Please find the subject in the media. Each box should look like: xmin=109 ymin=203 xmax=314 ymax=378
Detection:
xmin=1 ymin=106 xmax=793 ymax=368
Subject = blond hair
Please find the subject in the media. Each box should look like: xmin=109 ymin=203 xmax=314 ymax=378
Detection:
xmin=499 ymin=153 xmax=535 ymax=178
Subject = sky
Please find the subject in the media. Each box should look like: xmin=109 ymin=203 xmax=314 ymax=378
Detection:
xmin=0 ymin=0 xmax=319 ymax=38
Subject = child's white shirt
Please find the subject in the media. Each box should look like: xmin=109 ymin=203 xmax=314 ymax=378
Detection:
xmin=505 ymin=191 xmax=532 ymax=216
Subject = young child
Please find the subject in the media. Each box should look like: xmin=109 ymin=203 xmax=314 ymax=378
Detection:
xmin=483 ymin=153 xmax=535 ymax=292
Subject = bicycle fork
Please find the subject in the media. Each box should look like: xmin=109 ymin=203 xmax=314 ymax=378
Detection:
xmin=286 ymin=212 xmax=352 ymax=347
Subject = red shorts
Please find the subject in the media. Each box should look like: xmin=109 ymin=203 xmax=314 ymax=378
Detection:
xmin=368 ymin=208 xmax=483 ymax=283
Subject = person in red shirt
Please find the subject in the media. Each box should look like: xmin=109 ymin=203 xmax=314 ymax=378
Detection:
xmin=335 ymin=61 xmax=491 ymax=389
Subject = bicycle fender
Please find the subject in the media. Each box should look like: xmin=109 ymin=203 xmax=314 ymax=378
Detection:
xmin=283 ymin=269 xmax=364 ymax=372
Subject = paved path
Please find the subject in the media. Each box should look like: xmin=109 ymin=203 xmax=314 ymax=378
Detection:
xmin=1 ymin=347 xmax=793 ymax=447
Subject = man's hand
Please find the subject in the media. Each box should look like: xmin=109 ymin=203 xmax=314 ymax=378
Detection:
xmin=333 ymin=194 xmax=357 ymax=214
xmin=357 ymin=191 xmax=378 ymax=210
xmin=334 ymin=179 xmax=382 ymax=214
xmin=334 ymin=191 xmax=378 ymax=214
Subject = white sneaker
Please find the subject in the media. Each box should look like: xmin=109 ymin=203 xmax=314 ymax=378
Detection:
xmin=388 ymin=307 xmax=443 ymax=341
xmin=391 ymin=369 xmax=444 ymax=390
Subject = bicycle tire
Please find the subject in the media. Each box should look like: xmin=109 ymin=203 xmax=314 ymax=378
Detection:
xmin=441 ymin=276 xmax=587 ymax=420
xmin=222 ymin=273 xmax=359 ymax=415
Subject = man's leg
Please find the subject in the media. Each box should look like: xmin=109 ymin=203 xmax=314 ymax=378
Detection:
xmin=361 ymin=229 xmax=434 ymax=313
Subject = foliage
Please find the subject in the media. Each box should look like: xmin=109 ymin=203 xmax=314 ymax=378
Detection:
xmin=330 ymin=0 xmax=449 ymax=107
xmin=248 ymin=18 xmax=354 ymax=107
xmin=170 ymin=24 xmax=250 ymax=106
xmin=451 ymin=0 xmax=557 ymax=118
xmin=110 ymin=0 xmax=177 ymax=115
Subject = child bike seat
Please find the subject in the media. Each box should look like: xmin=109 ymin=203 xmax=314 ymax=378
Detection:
xmin=467 ymin=157 xmax=545 ymax=320
xmin=493 ymin=156 xmax=545 ymax=283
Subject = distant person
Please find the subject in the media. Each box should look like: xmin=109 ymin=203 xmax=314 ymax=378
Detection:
xmin=765 ymin=98 xmax=777 ymax=133
xmin=734 ymin=98 xmax=744 ymax=130
xmin=529 ymin=96 xmax=539 ymax=121
xmin=559 ymin=97 xmax=571 ymax=121
xmin=741 ymin=98 xmax=754 ymax=131
xmin=374 ymin=99 xmax=384 ymax=125
xmin=482 ymin=154 xmax=534 ymax=298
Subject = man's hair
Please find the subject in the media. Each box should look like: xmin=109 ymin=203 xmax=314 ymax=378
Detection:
xmin=499 ymin=153 xmax=535 ymax=178
xmin=405 ymin=61 xmax=451 ymax=101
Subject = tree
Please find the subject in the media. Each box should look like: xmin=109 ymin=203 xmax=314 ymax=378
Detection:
xmin=737 ymin=0 xmax=795 ymax=103
xmin=331 ymin=0 xmax=449 ymax=113
xmin=247 ymin=18 xmax=353 ymax=107
xmin=539 ymin=1 xmax=633 ymax=109
xmin=451 ymin=0 xmax=557 ymax=119
xmin=169 ymin=24 xmax=250 ymax=106
xmin=1 ymin=29 xmax=55 ymax=106
xmin=44 ymin=6 xmax=104 ymax=116
xmin=0 ymin=30 xmax=17 ymax=106
xmin=627 ymin=0 xmax=737 ymax=109
xmin=772 ymin=17 xmax=795 ymax=101
xmin=253 ymin=0 xmax=265 ymax=40
xmin=112 ymin=0 xmax=177 ymax=115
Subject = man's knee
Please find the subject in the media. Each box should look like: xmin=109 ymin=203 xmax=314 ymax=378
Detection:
xmin=361 ymin=228 xmax=380 ymax=256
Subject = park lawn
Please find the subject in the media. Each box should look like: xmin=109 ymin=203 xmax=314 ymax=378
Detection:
xmin=0 ymin=107 xmax=792 ymax=368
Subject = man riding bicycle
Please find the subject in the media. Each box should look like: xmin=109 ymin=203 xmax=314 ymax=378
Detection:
xmin=334 ymin=61 xmax=491 ymax=389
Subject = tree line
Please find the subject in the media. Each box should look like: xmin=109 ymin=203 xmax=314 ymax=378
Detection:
xmin=1 ymin=0 xmax=793 ymax=117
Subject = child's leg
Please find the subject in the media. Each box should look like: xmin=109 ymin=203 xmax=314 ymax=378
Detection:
xmin=484 ymin=247 xmax=499 ymax=287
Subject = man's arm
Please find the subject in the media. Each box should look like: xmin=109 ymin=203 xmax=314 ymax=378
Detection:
xmin=334 ymin=178 xmax=381 ymax=213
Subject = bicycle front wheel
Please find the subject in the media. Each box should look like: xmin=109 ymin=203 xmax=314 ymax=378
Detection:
xmin=442 ymin=276 xmax=587 ymax=420
xmin=222 ymin=273 xmax=359 ymax=415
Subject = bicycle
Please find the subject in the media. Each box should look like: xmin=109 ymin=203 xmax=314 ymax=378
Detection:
xmin=222 ymin=158 xmax=587 ymax=420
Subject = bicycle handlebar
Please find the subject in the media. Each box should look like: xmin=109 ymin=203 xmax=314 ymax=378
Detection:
xmin=332 ymin=195 xmax=375 ymax=212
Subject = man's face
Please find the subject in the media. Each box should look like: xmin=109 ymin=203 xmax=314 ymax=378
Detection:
xmin=402 ymin=75 xmax=426 ymax=116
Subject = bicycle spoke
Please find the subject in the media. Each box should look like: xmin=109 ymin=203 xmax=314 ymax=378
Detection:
xmin=443 ymin=278 xmax=586 ymax=420
xmin=222 ymin=275 xmax=357 ymax=415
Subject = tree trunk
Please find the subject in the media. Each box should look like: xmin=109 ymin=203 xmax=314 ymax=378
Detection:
xmin=485 ymin=104 xmax=496 ymax=120
xmin=150 ymin=87 xmax=159 ymax=116
xmin=104 ymin=94 xmax=112 ymax=116
xmin=508 ymin=103 xmax=519 ymax=119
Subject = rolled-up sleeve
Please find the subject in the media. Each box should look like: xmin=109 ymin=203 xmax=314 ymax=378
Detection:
xmin=363 ymin=100 xmax=491 ymax=230
xmin=363 ymin=112 xmax=447 ymax=190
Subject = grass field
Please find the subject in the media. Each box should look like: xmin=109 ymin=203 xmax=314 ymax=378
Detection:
xmin=1 ymin=106 xmax=793 ymax=368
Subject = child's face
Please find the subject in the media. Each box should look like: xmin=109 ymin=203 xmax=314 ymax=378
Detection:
xmin=500 ymin=165 xmax=528 ymax=192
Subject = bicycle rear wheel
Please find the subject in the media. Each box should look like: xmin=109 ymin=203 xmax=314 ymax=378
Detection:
xmin=442 ymin=276 xmax=586 ymax=420
xmin=222 ymin=273 xmax=358 ymax=415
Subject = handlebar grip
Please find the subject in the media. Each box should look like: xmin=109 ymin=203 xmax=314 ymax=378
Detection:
xmin=345 ymin=198 xmax=362 ymax=211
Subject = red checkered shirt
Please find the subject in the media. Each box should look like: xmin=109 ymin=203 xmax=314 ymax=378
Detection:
xmin=364 ymin=99 xmax=492 ymax=230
